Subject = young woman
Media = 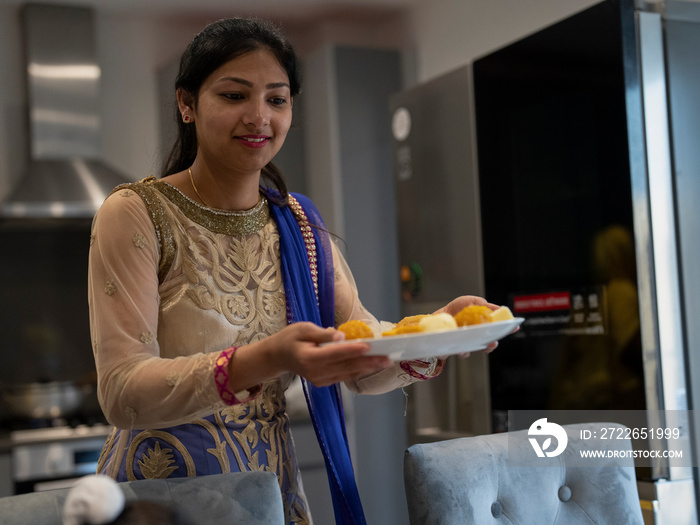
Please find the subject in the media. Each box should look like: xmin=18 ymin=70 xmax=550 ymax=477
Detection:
xmin=88 ymin=17 xmax=497 ymax=525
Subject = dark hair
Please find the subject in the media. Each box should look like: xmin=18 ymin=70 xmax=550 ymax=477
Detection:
xmin=161 ymin=17 xmax=301 ymax=203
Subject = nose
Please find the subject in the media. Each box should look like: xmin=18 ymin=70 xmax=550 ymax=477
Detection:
xmin=243 ymin=97 xmax=270 ymax=128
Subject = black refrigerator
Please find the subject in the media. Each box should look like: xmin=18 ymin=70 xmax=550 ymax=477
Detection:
xmin=392 ymin=1 xmax=700 ymax=523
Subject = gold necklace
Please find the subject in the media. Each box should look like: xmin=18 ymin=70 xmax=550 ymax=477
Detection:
xmin=188 ymin=166 xmax=211 ymax=207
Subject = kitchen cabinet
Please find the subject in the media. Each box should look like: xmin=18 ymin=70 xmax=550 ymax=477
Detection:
xmin=0 ymin=450 xmax=12 ymax=497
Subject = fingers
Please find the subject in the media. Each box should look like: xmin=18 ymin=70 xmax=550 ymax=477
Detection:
xmin=288 ymin=322 xmax=344 ymax=344
xmin=456 ymin=339 xmax=499 ymax=358
xmin=307 ymin=356 xmax=393 ymax=387
xmin=473 ymin=298 xmax=500 ymax=311
xmin=281 ymin=322 xmax=393 ymax=385
xmin=306 ymin=340 xmax=392 ymax=370
xmin=303 ymin=354 xmax=393 ymax=387
xmin=312 ymin=340 xmax=373 ymax=361
xmin=483 ymin=340 xmax=499 ymax=353
xmin=437 ymin=295 xmax=500 ymax=315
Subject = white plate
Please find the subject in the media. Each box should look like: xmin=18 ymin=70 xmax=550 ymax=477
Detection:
xmin=324 ymin=318 xmax=524 ymax=361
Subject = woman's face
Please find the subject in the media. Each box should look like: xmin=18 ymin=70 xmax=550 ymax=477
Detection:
xmin=186 ymin=49 xmax=293 ymax=178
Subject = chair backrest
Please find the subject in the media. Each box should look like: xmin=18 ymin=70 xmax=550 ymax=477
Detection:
xmin=404 ymin=422 xmax=645 ymax=525
xmin=0 ymin=471 xmax=285 ymax=525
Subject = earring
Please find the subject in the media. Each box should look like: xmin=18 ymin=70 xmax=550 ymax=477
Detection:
xmin=183 ymin=115 xmax=191 ymax=123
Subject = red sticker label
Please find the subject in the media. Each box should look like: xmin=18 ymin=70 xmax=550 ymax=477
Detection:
xmin=513 ymin=292 xmax=571 ymax=313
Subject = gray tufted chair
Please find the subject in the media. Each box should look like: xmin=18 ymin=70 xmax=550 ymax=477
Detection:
xmin=404 ymin=422 xmax=645 ymax=524
xmin=0 ymin=471 xmax=285 ymax=525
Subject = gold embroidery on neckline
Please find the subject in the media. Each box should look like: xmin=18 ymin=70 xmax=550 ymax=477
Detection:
xmin=153 ymin=180 xmax=270 ymax=236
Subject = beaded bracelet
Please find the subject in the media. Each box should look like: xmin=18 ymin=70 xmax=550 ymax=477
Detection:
xmin=214 ymin=347 xmax=262 ymax=405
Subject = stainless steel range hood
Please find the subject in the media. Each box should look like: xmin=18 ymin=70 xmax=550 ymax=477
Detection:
xmin=0 ymin=4 xmax=130 ymax=219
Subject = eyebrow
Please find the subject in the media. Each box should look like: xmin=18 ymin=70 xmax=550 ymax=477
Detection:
xmin=217 ymin=76 xmax=290 ymax=90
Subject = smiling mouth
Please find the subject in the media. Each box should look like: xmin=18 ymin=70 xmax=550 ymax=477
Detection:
xmin=236 ymin=135 xmax=272 ymax=148
xmin=236 ymin=136 xmax=270 ymax=148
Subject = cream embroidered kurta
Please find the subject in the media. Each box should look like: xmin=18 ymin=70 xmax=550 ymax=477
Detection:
xmin=88 ymin=179 xmax=439 ymax=523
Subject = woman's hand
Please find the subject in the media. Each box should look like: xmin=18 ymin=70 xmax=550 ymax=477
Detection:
xmin=434 ymin=295 xmax=501 ymax=355
xmin=240 ymin=322 xmax=393 ymax=388
xmin=432 ymin=295 xmax=499 ymax=316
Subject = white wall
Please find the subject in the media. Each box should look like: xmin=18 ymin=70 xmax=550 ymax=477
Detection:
xmin=0 ymin=1 xmax=605 ymax=192
xmin=96 ymin=13 xmax=160 ymax=180
xmin=95 ymin=13 xmax=215 ymax=180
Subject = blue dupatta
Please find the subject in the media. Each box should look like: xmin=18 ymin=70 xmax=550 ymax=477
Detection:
xmin=267 ymin=190 xmax=367 ymax=525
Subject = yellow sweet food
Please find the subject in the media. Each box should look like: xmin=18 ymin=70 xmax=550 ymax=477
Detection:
xmin=337 ymin=320 xmax=374 ymax=340
xmin=339 ymin=305 xmax=512 ymax=342
xmin=396 ymin=314 xmax=428 ymax=327
xmin=381 ymin=324 xmax=424 ymax=337
xmin=418 ymin=312 xmax=458 ymax=332
xmin=454 ymin=305 xmax=493 ymax=327
xmin=489 ymin=306 xmax=514 ymax=322
xmin=382 ymin=313 xmax=427 ymax=336
xmin=383 ymin=312 xmax=460 ymax=336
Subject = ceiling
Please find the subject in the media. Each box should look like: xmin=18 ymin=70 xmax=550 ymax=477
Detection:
xmin=1 ymin=0 xmax=418 ymax=23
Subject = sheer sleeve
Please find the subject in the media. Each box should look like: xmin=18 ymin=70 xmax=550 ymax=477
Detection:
xmin=331 ymin=242 xmax=444 ymax=395
xmin=88 ymin=189 xmax=226 ymax=430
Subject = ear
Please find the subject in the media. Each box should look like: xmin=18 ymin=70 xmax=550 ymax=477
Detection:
xmin=177 ymin=88 xmax=195 ymax=121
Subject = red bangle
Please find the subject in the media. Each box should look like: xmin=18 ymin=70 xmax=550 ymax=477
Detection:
xmin=214 ymin=347 xmax=262 ymax=405
xmin=400 ymin=358 xmax=446 ymax=380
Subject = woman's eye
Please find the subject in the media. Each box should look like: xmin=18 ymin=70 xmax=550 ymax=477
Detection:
xmin=270 ymin=97 xmax=288 ymax=106
xmin=222 ymin=93 xmax=244 ymax=101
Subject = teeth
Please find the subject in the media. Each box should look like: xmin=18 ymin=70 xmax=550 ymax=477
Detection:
xmin=242 ymin=137 xmax=266 ymax=142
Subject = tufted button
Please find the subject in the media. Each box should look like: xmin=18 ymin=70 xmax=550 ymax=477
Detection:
xmin=491 ymin=501 xmax=503 ymax=518
xmin=558 ymin=486 xmax=572 ymax=502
